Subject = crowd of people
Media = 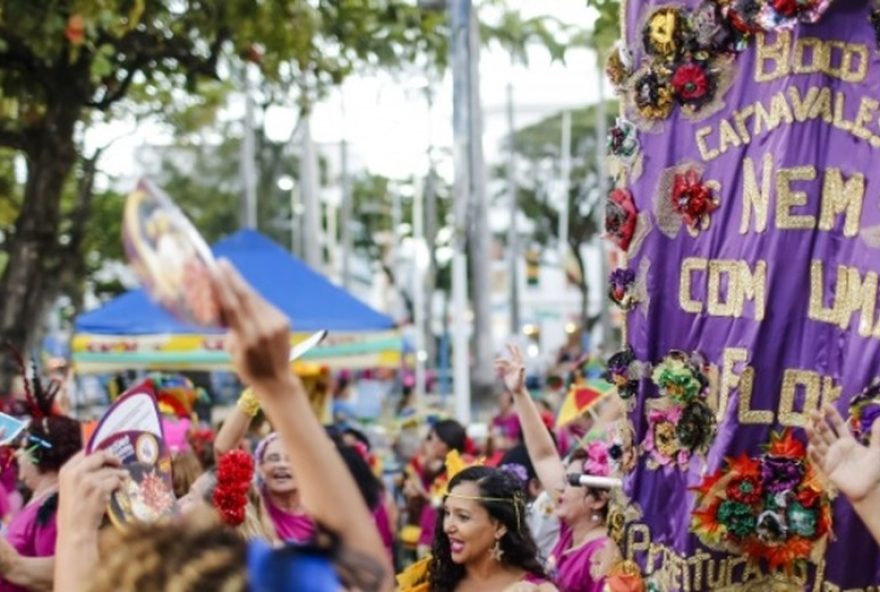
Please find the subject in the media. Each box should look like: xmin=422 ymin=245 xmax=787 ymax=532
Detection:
xmin=0 ymin=261 xmax=875 ymax=591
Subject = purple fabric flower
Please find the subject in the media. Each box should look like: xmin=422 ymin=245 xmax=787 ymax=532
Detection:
xmin=500 ymin=463 xmax=529 ymax=484
xmin=761 ymin=455 xmax=804 ymax=494
xmin=857 ymin=402 xmax=880 ymax=441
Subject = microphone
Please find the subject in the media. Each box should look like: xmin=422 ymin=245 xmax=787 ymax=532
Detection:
xmin=566 ymin=474 xmax=622 ymax=489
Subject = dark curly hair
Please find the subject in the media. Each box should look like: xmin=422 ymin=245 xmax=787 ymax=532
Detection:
xmin=567 ymin=447 xmax=610 ymax=521
xmin=28 ymin=415 xmax=82 ymax=473
xmin=427 ymin=466 xmax=545 ymax=592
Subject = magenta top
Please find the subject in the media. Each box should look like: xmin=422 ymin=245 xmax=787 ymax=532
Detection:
xmin=417 ymin=503 xmax=437 ymax=547
xmin=0 ymin=493 xmax=58 ymax=592
xmin=491 ymin=413 xmax=522 ymax=443
xmin=372 ymin=496 xmax=394 ymax=562
xmin=547 ymin=524 xmax=608 ymax=592
xmin=262 ymin=490 xmax=315 ymax=544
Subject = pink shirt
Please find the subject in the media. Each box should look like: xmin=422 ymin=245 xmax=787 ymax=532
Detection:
xmin=0 ymin=493 xmax=58 ymax=592
xmin=263 ymin=490 xmax=315 ymax=544
xmin=491 ymin=413 xmax=522 ymax=443
xmin=547 ymin=524 xmax=608 ymax=592
xmin=372 ymin=497 xmax=394 ymax=562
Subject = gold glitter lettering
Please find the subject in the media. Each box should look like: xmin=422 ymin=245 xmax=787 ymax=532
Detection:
xmin=843 ymin=266 xmax=877 ymax=335
xmin=647 ymin=543 xmax=664 ymax=575
xmin=708 ymin=260 xmax=739 ymax=317
xmin=732 ymin=105 xmax=755 ymax=144
xmin=822 ymin=583 xmax=841 ymax=592
xmin=679 ymin=258 xmax=706 ymax=314
xmin=833 ymin=91 xmax=853 ymax=132
xmin=822 ymin=377 xmax=842 ymax=405
xmin=696 ymin=126 xmax=720 ymax=161
xmin=838 ymin=42 xmax=870 ymax=82
xmin=852 ymin=97 xmax=879 ymax=140
xmin=779 ymin=369 xmax=821 ymax=427
xmin=809 ymin=87 xmax=833 ymax=123
xmin=776 ymin=166 xmax=817 ymax=230
xmin=718 ymin=347 xmax=749 ymax=419
xmin=739 ymin=260 xmax=767 ymax=321
xmin=819 ymin=168 xmax=865 ymax=238
xmin=626 ymin=524 xmax=651 ymax=560
xmin=718 ymin=119 xmax=743 ymax=154
xmin=754 ymin=92 xmax=793 ymax=136
xmin=687 ymin=551 xmax=709 ymax=591
xmin=741 ymin=154 xmax=773 ymax=234
xmin=789 ymin=86 xmax=821 ymax=122
xmin=793 ymin=37 xmax=823 ymax=75
xmin=809 ymin=260 xmax=846 ymax=325
xmin=725 ymin=556 xmax=747 ymax=586
xmin=755 ymin=31 xmax=791 ymax=82
xmin=739 ymin=366 xmax=773 ymax=425
xmin=824 ymin=40 xmax=848 ymax=79
xmin=706 ymin=557 xmax=726 ymax=589
xmin=742 ymin=561 xmax=763 ymax=583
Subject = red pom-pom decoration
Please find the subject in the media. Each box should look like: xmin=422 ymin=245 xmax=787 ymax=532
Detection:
xmin=212 ymin=449 xmax=254 ymax=527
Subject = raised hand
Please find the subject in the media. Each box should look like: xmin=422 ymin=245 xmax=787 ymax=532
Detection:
xmin=495 ymin=344 xmax=526 ymax=395
xmin=211 ymin=259 xmax=293 ymax=389
xmin=807 ymin=403 xmax=880 ymax=503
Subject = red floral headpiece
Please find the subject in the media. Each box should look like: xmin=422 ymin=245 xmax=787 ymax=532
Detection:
xmin=5 ymin=344 xmax=62 ymax=421
xmin=212 ymin=449 xmax=254 ymax=527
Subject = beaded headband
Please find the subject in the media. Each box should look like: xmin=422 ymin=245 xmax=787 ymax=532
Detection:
xmin=445 ymin=490 xmax=526 ymax=533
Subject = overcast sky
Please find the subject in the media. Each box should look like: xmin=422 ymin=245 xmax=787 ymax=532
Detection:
xmin=86 ymin=0 xmax=604 ymax=187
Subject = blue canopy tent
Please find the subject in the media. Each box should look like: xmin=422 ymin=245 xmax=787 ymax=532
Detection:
xmin=73 ymin=229 xmax=400 ymax=372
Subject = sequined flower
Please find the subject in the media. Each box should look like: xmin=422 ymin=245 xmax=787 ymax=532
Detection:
xmin=608 ymin=268 xmax=637 ymax=310
xmin=643 ymin=8 xmax=680 ymax=58
xmin=717 ymin=500 xmax=756 ymax=539
xmin=671 ymin=169 xmax=719 ymax=231
xmin=849 ymin=380 xmax=880 ymax=444
xmin=644 ymin=406 xmax=689 ymax=467
xmin=786 ymin=501 xmax=818 ymax=538
xmin=671 ymin=63 xmax=711 ymax=105
xmin=605 ymin=188 xmax=638 ymax=251
xmin=761 ymin=455 xmax=805 ymax=495
xmin=604 ymin=347 xmax=639 ymax=399
xmin=607 ymin=118 xmax=640 ymax=160
xmin=606 ymin=44 xmax=633 ymax=91
xmin=759 ymin=0 xmax=833 ymax=29
xmin=633 ymin=70 xmax=674 ymax=120
xmin=755 ymin=510 xmax=787 ymax=543
xmin=724 ymin=0 xmax=763 ymax=34
xmin=676 ymin=400 xmax=716 ymax=453
xmin=771 ymin=0 xmax=799 ymax=17
xmin=688 ymin=1 xmax=733 ymax=51
xmin=651 ymin=351 xmax=706 ymax=404
xmin=727 ymin=475 xmax=763 ymax=505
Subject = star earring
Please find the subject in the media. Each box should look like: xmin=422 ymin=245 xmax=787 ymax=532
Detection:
xmin=491 ymin=538 xmax=504 ymax=562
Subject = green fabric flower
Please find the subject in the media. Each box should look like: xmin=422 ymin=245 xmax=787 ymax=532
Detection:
xmin=652 ymin=358 xmax=703 ymax=403
xmin=787 ymin=501 xmax=818 ymax=538
xmin=717 ymin=500 xmax=756 ymax=539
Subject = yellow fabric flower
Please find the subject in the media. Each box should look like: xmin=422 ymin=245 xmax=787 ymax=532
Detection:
xmin=646 ymin=9 xmax=678 ymax=57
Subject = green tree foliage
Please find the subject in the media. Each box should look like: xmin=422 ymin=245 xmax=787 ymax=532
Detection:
xmin=506 ymin=102 xmax=617 ymax=331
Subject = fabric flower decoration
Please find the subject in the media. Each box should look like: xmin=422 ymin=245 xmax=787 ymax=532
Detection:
xmin=604 ymin=347 xmax=640 ymax=399
xmin=584 ymin=440 xmax=612 ymax=477
xmin=690 ymin=429 xmax=833 ymax=573
xmin=651 ymin=351 xmax=707 ymax=405
xmin=643 ymin=405 xmax=690 ymax=468
xmin=759 ymin=0 xmax=833 ymax=29
xmin=607 ymin=118 xmax=640 ymax=160
xmin=688 ymin=1 xmax=733 ymax=51
xmin=676 ymin=399 xmax=716 ymax=453
xmin=671 ymin=62 xmax=712 ymax=106
xmin=606 ymin=43 xmax=633 ymax=91
xmin=643 ymin=8 xmax=680 ymax=58
xmin=671 ymin=168 xmax=719 ymax=232
xmin=608 ymin=268 xmax=637 ymax=310
xmin=848 ymin=379 xmax=880 ymax=444
xmin=213 ymin=449 xmax=255 ymax=527
xmin=633 ymin=70 xmax=674 ymax=120
xmin=723 ymin=0 xmax=764 ymax=34
xmin=605 ymin=188 xmax=638 ymax=251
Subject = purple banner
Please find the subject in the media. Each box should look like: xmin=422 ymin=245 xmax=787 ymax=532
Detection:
xmin=609 ymin=0 xmax=880 ymax=589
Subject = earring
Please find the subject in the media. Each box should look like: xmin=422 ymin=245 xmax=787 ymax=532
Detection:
xmin=591 ymin=512 xmax=602 ymax=523
xmin=491 ymin=539 xmax=504 ymax=562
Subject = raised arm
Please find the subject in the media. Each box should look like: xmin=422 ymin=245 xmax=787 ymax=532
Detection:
xmin=495 ymin=345 xmax=566 ymax=492
xmin=211 ymin=260 xmax=392 ymax=590
xmin=807 ymin=404 xmax=880 ymax=544
xmin=213 ymin=389 xmax=257 ymax=458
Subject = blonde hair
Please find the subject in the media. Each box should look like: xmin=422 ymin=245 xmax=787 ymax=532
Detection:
xmin=237 ymin=485 xmax=279 ymax=544
xmin=171 ymin=450 xmax=205 ymax=498
xmin=90 ymin=510 xmax=246 ymax=592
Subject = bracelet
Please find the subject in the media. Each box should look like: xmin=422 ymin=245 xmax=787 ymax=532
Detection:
xmin=237 ymin=387 xmax=261 ymax=417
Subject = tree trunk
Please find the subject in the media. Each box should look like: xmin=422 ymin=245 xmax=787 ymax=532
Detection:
xmin=0 ymin=103 xmax=80 ymax=390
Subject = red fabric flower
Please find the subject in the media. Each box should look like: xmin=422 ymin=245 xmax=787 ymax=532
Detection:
xmin=796 ymin=487 xmax=820 ymax=508
xmin=213 ymin=449 xmax=254 ymax=526
xmin=671 ymin=170 xmax=717 ymax=227
xmin=726 ymin=475 xmax=763 ymax=504
xmin=606 ymin=188 xmax=638 ymax=251
xmin=671 ymin=63 xmax=710 ymax=103
xmin=772 ymin=0 xmax=800 ymax=17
